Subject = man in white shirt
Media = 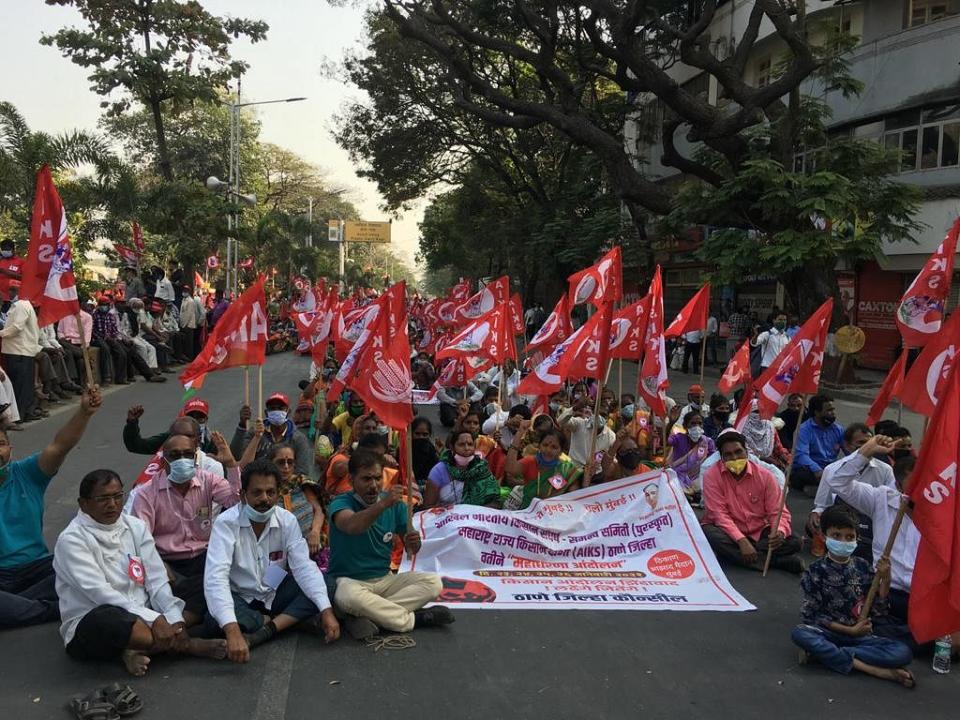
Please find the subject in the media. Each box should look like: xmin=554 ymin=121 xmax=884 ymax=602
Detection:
xmin=54 ymin=469 xmax=227 ymax=676
xmin=558 ymin=401 xmax=616 ymax=468
xmin=39 ymin=324 xmax=82 ymax=394
xmin=681 ymin=328 xmax=704 ymax=374
xmin=482 ymin=403 xmax=531 ymax=449
xmin=178 ymin=286 xmax=201 ymax=359
xmin=0 ymin=282 xmax=42 ymax=421
xmin=706 ymin=313 xmax=719 ymax=365
xmin=204 ymin=458 xmax=339 ymax=663
xmin=751 ymin=311 xmax=789 ymax=372
xmin=153 ymin=267 xmax=175 ymax=304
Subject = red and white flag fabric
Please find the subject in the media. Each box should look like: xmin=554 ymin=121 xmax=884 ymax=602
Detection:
xmin=907 ymin=358 xmax=960 ymax=643
xmin=206 ymin=256 xmax=219 ymax=269
xmin=455 ymin=275 xmax=510 ymax=323
xmin=752 ymin=299 xmax=833 ymax=419
xmin=866 ymin=349 xmax=908 ymax=427
xmin=896 ymin=217 xmax=959 ymax=348
xmin=718 ymin=339 xmax=752 ymax=395
xmin=899 ymin=310 xmax=960 ymax=417
xmin=21 ymin=165 xmax=81 ymax=326
xmin=664 ymin=283 xmax=710 ymax=339
xmin=131 ymin=221 xmax=145 ymax=253
xmin=327 ymin=282 xmax=413 ymax=430
xmin=527 ymin=294 xmax=573 ymax=354
xmin=179 ymin=275 xmax=268 ymax=389
xmin=610 ymin=295 xmax=650 ymax=360
xmin=113 ymin=244 xmax=141 ymax=268
xmin=567 ymin=246 xmax=622 ymax=308
xmin=509 ymin=293 xmax=524 ymax=337
xmin=637 ymin=267 xmax=669 ymax=417
xmin=333 ymin=300 xmax=379 ymax=362
xmin=239 ymin=257 xmax=255 ymax=269
xmin=293 ymin=288 xmax=338 ymax=364
xmin=449 ymin=278 xmax=472 ymax=303
xmin=134 ymin=451 xmax=164 ymax=486
xmin=518 ymin=303 xmax=612 ymax=396
xmin=436 ymin=302 xmax=516 ymax=365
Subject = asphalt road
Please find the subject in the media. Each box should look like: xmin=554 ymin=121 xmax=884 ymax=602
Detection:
xmin=1 ymin=352 xmax=954 ymax=720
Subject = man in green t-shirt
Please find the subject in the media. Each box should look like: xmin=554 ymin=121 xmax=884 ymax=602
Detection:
xmin=327 ymin=448 xmax=453 ymax=640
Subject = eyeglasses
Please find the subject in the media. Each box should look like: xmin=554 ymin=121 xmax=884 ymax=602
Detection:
xmin=90 ymin=492 xmax=124 ymax=505
xmin=274 ymin=458 xmax=295 ymax=466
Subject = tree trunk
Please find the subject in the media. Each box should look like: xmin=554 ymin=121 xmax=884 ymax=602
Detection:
xmin=149 ymin=96 xmax=174 ymax=182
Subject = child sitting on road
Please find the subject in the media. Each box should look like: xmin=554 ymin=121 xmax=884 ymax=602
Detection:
xmin=791 ymin=505 xmax=915 ymax=688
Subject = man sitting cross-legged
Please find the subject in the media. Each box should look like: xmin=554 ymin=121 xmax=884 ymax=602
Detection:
xmin=327 ymin=447 xmax=453 ymax=640
xmin=203 ymin=458 xmax=340 ymax=663
xmin=53 ymin=469 xmax=226 ymax=677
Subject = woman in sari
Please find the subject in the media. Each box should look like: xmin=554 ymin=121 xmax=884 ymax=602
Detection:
xmin=666 ymin=410 xmax=716 ymax=502
xmin=505 ymin=426 xmax=583 ymax=509
xmin=269 ymin=443 xmax=329 ymax=571
xmin=424 ymin=430 xmax=501 ymax=508
xmin=741 ymin=400 xmax=792 ymax=470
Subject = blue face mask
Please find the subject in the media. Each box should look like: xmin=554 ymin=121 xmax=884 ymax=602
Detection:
xmin=621 ymin=404 xmax=635 ymax=420
xmin=243 ymin=503 xmax=276 ymax=523
xmin=266 ymin=410 xmax=288 ymax=426
xmin=825 ymin=537 xmax=858 ymax=559
xmin=167 ymin=458 xmax=196 ymax=485
xmin=536 ymin=452 xmax=559 ymax=468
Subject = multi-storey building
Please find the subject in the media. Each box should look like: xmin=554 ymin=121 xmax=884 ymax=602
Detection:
xmin=626 ymin=0 xmax=960 ymax=368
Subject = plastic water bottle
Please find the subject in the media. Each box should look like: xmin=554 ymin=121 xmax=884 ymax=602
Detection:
xmin=932 ymin=635 xmax=952 ymax=674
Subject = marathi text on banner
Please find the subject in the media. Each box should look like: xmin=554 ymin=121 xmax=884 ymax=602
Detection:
xmin=403 ymin=469 xmax=754 ymax=612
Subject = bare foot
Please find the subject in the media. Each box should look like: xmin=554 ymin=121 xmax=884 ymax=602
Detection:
xmin=184 ymin=638 xmax=228 ymax=660
xmin=853 ymin=660 xmax=915 ymax=688
xmin=121 ymin=650 xmax=151 ymax=677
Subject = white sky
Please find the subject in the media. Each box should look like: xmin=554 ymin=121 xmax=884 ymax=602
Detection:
xmin=1 ymin=0 xmax=423 ymax=269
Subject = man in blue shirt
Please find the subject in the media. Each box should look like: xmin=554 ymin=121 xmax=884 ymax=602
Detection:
xmin=327 ymin=448 xmax=452 ymax=640
xmin=790 ymin=394 xmax=843 ymax=493
xmin=0 ymin=386 xmax=102 ymax=628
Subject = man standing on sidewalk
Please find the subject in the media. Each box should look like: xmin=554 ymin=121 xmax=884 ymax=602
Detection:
xmin=0 ymin=281 xmax=42 ymax=422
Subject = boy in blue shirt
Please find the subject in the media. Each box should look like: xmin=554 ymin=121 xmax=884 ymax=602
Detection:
xmin=327 ymin=448 xmax=452 ymax=640
xmin=791 ymin=505 xmax=915 ymax=688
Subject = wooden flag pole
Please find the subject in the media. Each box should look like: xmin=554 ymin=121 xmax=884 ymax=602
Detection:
xmin=404 ymin=429 xmax=414 ymax=529
xmin=75 ymin=313 xmax=95 ymax=389
xmin=244 ymin=365 xmax=250 ymax=407
xmin=762 ymin=394 xmax=809 ymax=576
xmin=495 ymin=362 xmax=505 ymax=432
xmin=698 ymin=332 xmax=708 ymax=389
xmin=584 ymin=360 xmax=610 ymax=487
xmin=857 ymin=495 xmax=910 ymax=621
xmin=257 ymin=365 xmax=263 ymax=422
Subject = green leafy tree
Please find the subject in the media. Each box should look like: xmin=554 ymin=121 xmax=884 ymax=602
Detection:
xmin=42 ymin=0 xmax=268 ymax=181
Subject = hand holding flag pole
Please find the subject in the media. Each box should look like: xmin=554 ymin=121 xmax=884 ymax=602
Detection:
xmin=761 ymin=393 xmax=807 ymax=577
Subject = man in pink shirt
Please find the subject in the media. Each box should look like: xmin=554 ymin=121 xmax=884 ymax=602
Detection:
xmin=57 ymin=303 xmax=94 ymax=387
xmin=131 ymin=433 xmax=241 ymax=625
xmin=701 ymin=430 xmax=803 ymax=575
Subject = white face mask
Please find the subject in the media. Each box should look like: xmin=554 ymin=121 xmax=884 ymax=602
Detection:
xmin=687 ymin=426 xmax=704 ymax=442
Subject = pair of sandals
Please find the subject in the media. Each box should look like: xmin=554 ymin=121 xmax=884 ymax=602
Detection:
xmin=69 ymin=683 xmax=142 ymax=719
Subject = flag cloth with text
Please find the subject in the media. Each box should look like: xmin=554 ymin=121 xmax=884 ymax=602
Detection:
xmin=895 ymin=217 xmax=959 ymax=348
xmin=179 ymin=275 xmax=268 ymax=389
xmin=718 ymin=339 xmax=752 ymax=395
xmin=21 ymin=165 xmax=80 ymax=326
xmin=567 ymin=246 xmax=622 ymax=309
xmin=898 ymin=310 xmax=960 ymax=417
xmin=907 ymin=358 xmax=960 ymax=643
xmin=752 ymin=299 xmax=833 ymax=419
xmin=637 ymin=266 xmax=668 ymax=417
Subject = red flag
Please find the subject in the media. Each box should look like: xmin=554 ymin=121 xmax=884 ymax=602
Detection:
xmin=907 ymin=358 xmax=960 ymax=642
xmin=896 ymin=218 xmax=959 ymax=348
xmin=664 ymin=284 xmax=711 ymax=339
xmin=610 ymin=295 xmax=650 ymax=360
xmin=866 ymin=350 xmax=908 ymax=427
xmin=194 ymin=271 xmax=206 ymax=290
xmin=753 ymin=299 xmax=833 ymax=419
xmin=563 ymin=302 xmax=614 ymax=380
xmin=455 ymin=275 xmax=510 ymax=322
xmin=637 ymin=267 xmax=668 ymax=417
xmin=329 ymin=282 xmax=413 ymax=430
xmin=21 ymin=165 xmax=81 ymax=326
xmin=131 ymin=221 xmax=145 ymax=253
xmin=239 ymin=257 xmax=255 ymax=269
xmin=527 ymin=294 xmax=573 ymax=354
xmin=333 ymin=301 xmax=379 ymax=361
xmin=518 ymin=304 xmax=611 ymax=396
xmin=179 ymin=275 xmax=268 ymax=389
xmin=567 ymin=246 xmax=623 ymax=308
xmin=899 ymin=311 xmax=960 ymax=417
xmin=718 ymin=339 xmax=752 ymax=395
xmin=134 ymin=450 xmax=164 ymax=486
xmin=436 ymin=302 xmax=516 ymax=365
xmin=113 ymin=244 xmax=141 ymax=268
xmin=449 ymin=278 xmax=472 ymax=303
xmin=509 ymin=293 xmax=524 ymax=336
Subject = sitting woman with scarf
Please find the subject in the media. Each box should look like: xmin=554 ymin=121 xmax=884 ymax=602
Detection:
xmin=741 ymin=399 xmax=792 ymax=470
xmin=457 ymin=407 xmax=506 ymax=479
xmin=504 ymin=425 xmax=583 ymax=510
xmin=424 ymin=430 xmax=502 ymax=508
xmin=666 ymin=411 xmax=716 ymax=503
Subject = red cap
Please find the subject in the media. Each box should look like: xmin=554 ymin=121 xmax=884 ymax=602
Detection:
xmin=266 ymin=392 xmax=290 ymax=408
xmin=689 ymin=384 xmax=705 ymax=394
xmin=150 ymin=300 xmax=164 ymax=312
xmin=8 ymin=279 xmax=20 ymax=289
xmin=181 ymin=399 xmax=209 ymax=418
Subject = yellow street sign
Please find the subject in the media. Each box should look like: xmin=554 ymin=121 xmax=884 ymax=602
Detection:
xmin=343 ymin=220 xmax=391 ymax=243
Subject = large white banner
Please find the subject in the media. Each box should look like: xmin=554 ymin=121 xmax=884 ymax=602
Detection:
xmin=403 ymin=469 xmax=755 ymax=612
